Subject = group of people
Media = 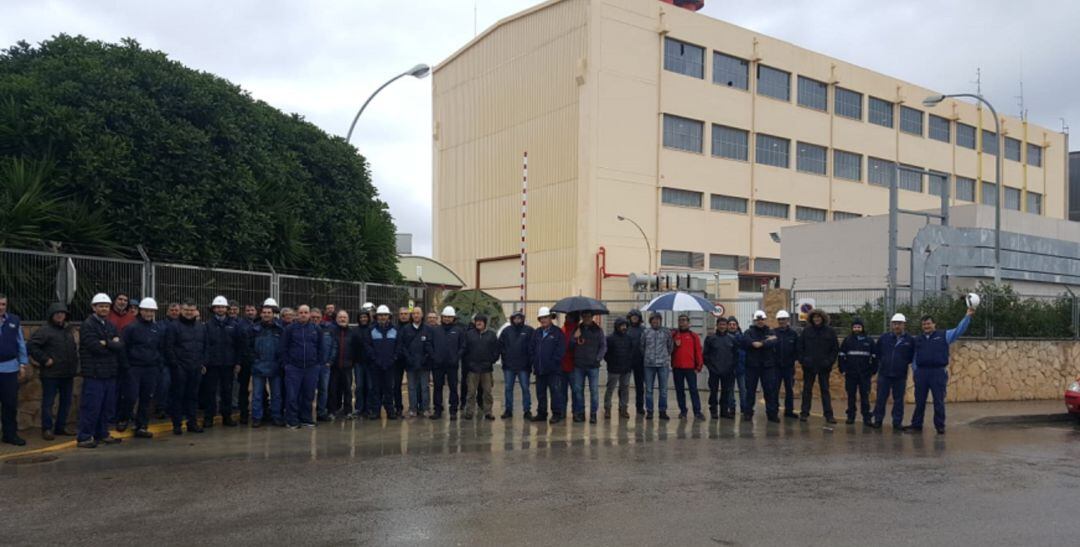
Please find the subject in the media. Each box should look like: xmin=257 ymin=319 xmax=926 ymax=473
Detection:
xmin=0 ymin=291 xmax=974 ymax=448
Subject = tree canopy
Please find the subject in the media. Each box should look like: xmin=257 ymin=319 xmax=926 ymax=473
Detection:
xmin=0 ymin=35 xmax=400 ymax=282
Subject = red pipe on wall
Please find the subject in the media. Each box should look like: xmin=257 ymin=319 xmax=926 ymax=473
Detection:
xmin=595 ymin=246 xmax=629 ymax=299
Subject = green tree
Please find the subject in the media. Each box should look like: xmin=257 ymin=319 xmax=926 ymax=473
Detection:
xmin=0 ymin=35 xmax=400 ymax=282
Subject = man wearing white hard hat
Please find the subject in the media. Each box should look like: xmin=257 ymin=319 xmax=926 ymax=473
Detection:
xmin=904 ymin=300 xmax=976 ymax=435
xmin=200 ymin=295 xmax=243 ymax=428
xmin=772 ymin=310 xmax=800 ymax=419
xmin=870 ymin=313 xmax=915 ymax=430
xmin=529 ymin=306 xmax=566 ymax=423
xmin=428 ymin=306 xmax=465 ymax=420
xmin=368 ymin=305 xmax=400 ymax=419
xmin=122 ymin=297 xmax=165 ymax=438
xmin=76 ymin=293 xmax=125 ymax=448
xmin=740 ymin=310 xmax=780 ymax=422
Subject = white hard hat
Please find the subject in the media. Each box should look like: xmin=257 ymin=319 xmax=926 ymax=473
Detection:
xmin=262 ymin=297 xmax=279 ymax=309
xmin=753 ymin=310 xmax=767 ymax=320
xmin=776 ymin=310 xmax=791 ymax=320
xmin=891 ymin=313 xmax=907 ymax=323
xmin=362 ymin=302 xmax=374 ymax=311
xmin=965 ymin=293 xmax=981 ymax=309
xmin=441 ymin=306 xmax=456 ymax=317
xmin=375 ymin=305 xmax=391 ymax=315
xmin=138 ymin=297 xmax=158 ymax=310
xmin=91 ymin=293 xmax=111 ymax=305
xmin=537 ymin=306 xmax=552 ymax=318
xmin=211 ymin=295 xmax=228 ymax=307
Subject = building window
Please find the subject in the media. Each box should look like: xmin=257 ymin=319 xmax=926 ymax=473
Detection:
xmin=754 ymin=258 xmax=780 ymax=274
xmin=1027 ymin=191 xmax=1042 ymax=214
xmin=833 ymin=150 xmax=862 ymax=181
xmin=982 ymin=130 xmax=998 ymax=156
xmin=900 ymin=106 xmax=923 ymax=136
xmin=663 ymin=37 xmax=704 ymax=79
xmin=898 ymin=163 xmax=923 ymax=192
xmin=663 ymin=114 xmax=704 ymax=153
xmin=868 ymin=157 xmax=896 ymax=187
xmin=661 ymin=250 xmax=704 ymax=269
xmin=757 ymin=64 xmax=790 ymax=101
xmin=833 ymin=211 xmax=861 ymax=221
xmin=711 ymin=124 xmax=749 ymax=161
xmin=709 ymin=254 xmax=749 ymax=271
xmin=755 ymin=133 xmax=790 ymax=168
xmin=928 ymin=170 xmax=950 ymax=197
xmin=796 ymin=142 xmax=827 ymax=175
xmin=1004 ymin=187 xmax=1022 ymax=210
xmin=981 ymin=182 xmax=998 ymax=206
xmin=711 ymin=194 xmax=748 ymax=214
xmin=755 ymin=200 xmax=789 ymax=219
xmin=1004 ymin=137 xmax=1022 ymax=161
xmin=835 ymin=87 xmax=862 ymax=120
xmin=661 ymin=187 xmax=703 ymax=208
xmin=957 ymin=123 xmax=976 ymax=149
xmin=712 ymin=52 xmax=749 ymax=90
xmin=796 ymin=206 xmax=827 ymax=223
xmin=1027 ymin=143 xmax=1043 ymax=167
xmin=868 ymin=97 xmax=894 ymax=128
xmin=956 ymin=176 xmax=976 ymax=201
xmin=929 ymin=114 xmax=951 ymax=143
xmin=797 ymin=76 xmax=827 ymax=111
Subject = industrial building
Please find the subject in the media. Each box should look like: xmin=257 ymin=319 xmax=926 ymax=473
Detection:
xmin=432 ymin=0 xmax=1070 ymax=304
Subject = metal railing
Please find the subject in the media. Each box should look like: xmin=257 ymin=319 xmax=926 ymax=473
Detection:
xmin=0 ymin=247 xmax=423 ymax=322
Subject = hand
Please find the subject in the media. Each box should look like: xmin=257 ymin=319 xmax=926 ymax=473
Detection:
xmin=966 ymin=308 xmax=976 ymax=317
xmin=675 ymin=339 xmax=682 ymax=347
xmin=766 ymin=335 xmax=777 ymax=341
xmin=234 ymin=365 xmax=241 ymax=375
xmin=18 ymin=364 xmax=27 ymax=381
xmin=752 ymin=341 xmax=764 ymax=349
xmin=112 ymin=337 xmax=120 ymax=343
xmin=45 ymin=357 xmax=54 ymax=368
xmin=201 ymin=366 xmax=207 ymax=374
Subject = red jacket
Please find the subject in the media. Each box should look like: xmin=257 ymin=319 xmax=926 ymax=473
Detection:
xmin=107 ymin=307 xmax=136 ymax=333
xmin=671 ymin=329 xmax=702 ymax=371
xmin=560 ymin=318 xmax=579 ymax=374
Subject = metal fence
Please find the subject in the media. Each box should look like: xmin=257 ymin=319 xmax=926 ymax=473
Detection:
xmin=0 ymin=247 xmax=424 ymax=322
xmin=792 ymin=287 xmax=1080 ymax=340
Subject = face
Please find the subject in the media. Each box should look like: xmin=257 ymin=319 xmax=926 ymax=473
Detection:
xmin=113 ymin=294 xmax=129 ymax=312
xmin=812 ymin=314 xmax=823 ymax=326
xmin=50 ymin=311 xmax=66 ymax=325
xmin=297 ymin=306 xmax=311 ymax=324
xmin=282 ymin=309 xmax=295 ymax=324
xmin=228 ymin=305 xmax=239 ymax=318
xmin=539 ymin=316 xmax=551 ymax=328
xmin=890 ymin=321 xmax=905 ymax=335
xmin=181 ymin=304 xmax=197 ymax=320
xmin=139 ymin=308 xmax=155 ymax=321
xmin=93 ymin=302 xmax=111 ymax=317
xmin=852 ymin=324 xmax=864 ymax=334
xmin=0 ymin=298 xmax=6 ymax=315
xmin=358 ymin=313 xmax=370 ymax=326
xmin=649 ymin=316 xmax=660 ymax=327
xmin=376 ymin=313 xmax=390 ymax=325
xmin=778 ymin=318 xmax=790 ymax=328
xmin=728 ymin=320 xmax=739 ymax=332
xmin=511 ymin=314 xmax=523 ymax=326
xmin=310 ymin=308 xmax=322 ymax=320
xmin=427 ymin=313 xmax=439 ymax=326
xmin=617 ymin=322 xmax=627 ymax=334
xmin=398 ymin=308 xmax=409 ymax=322
xmin=260 ymin=308 xmax=275 ymax=323
xmin=244 ymin=305 xmax=257 ymax=320
xmin=411 ymin=308 xmax=423 ymax=323
xmin=474 ymin=319 xmax=486 ymax=331
xmin=754 ymin=316 xmax=766 ymax=327
xmin=336 ymin=311 xmax=349 ymax=327
xmin=581 ymin=312 xmax=593 ymax=325
xmin=325 ymin=305 xmax=335 ymax=316
xmin=921 ymin=319 xmax=936 ymax=334
xmin=167 ymin=304 xmax=180 ymax=319
xmin=678 ymin=316 xmax=689 ymax=329
xmin=212 ymin=305 xmax=227 ymax=317
xmin=629 ymin=314 xmax=641 ymax=326
xmin=716 ymin=321 xmax=727 ymax=333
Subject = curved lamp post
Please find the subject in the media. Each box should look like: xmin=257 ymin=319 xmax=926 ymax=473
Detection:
xmin=345 ymin=63 xmax=431 ymax=144
xmin=617 ymin=215 xmax=653 ymax=274
xmin=922 ymin=93 xmax=1002 ymax=284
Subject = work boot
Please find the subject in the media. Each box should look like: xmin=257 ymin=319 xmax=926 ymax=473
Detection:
xmin=116 ymin=420 xmax=129 ymax=432
xmin=658 ymin=412 xmax=670 ymax=421
xmin=134 ymin=429 xmax=153 ymax=439
xmin=530 ymin=413 xmax=548 ymax=422
xmin=484 ymin=414 xmax=495 ymax=421
xmin=549 ymin=415 xmax=562 ymax=424
xmin=500 ymin=411 xmax=512 ymax=419
xmin=172 ymin=424 xmax=183 ymax=436
xmin=694 ymin=412 xmax=706 ymax=420
xmin=620 ymin=409 xmax=631 ymax=419
xmin=222 ymin=417 xmax=238 ymax=427
xmin=523 ymin=411 xmax=533 ymax=420
xmin=3 ymin=435 xmax=26 ymax=446
xmin=936 ymin=427 xmax=946 ymax=435
xmin=100 ymin=436 xmax=122 ymax=445
xmin=589 ymin=415 xmax=597 ymax=424
xmin=77 ymin=439 xmax=98 ymax=449
xmin=846 ymin=417 xmax=856 ymax=425
xmin=825 ymin=416 xmax=837 ymax=425
xmin=42 ymin=429 xmax=55 ymax=441
xmin=646 ymin=412 xmax=654 ymax=421
xmin=187 ymin=422 xmax=204 ymax=433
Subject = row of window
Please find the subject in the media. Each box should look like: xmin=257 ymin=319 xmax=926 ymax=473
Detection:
xmin=663 ymin=37 xmax=1044 ymax=167
xmin=660 ymin=250 xmax=779 ymax=274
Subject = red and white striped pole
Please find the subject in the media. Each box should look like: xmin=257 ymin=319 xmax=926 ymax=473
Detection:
xmin=520 ymin=151 xmax=528 ymax=310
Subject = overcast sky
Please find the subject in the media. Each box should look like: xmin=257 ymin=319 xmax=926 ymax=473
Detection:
xmin=3 ymin=0 xmax=1076 ymax=257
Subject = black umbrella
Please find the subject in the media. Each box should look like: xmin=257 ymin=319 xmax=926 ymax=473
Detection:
xmin=551 ymin=296 xmax=609 ymax=315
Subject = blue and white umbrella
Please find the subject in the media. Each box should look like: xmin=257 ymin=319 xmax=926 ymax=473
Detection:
xmin=640 ymin=291 xmax=719 ymax=313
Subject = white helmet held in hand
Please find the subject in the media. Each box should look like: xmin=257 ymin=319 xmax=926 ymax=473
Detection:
xmin=91 ymin=293 xmax=111 ymax=305
xmin=375 ymin=305 xmax=391 ymax=315
xmin=891 ymin=313 xmax=907 ymax=323
xmin=965 ymin=293 xmax=981 ymax=309
xmin=441 ymin=306 xmax=456 ymax=317
xmin=138 ymin=297 xmax=158 ymax=310
xmin=211 ymin=295 xmax=228 ymax=307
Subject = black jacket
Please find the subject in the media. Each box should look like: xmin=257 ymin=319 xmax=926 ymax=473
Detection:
xmin=797 ymin=312 xmax=838 ymax=371
xmin=428 ymin=322 xmax=465 ymax=369
xmin=349 ymin=324 xmax=371 ymax=368
xmin=28 ymin=307 xmax=78 ymax=379
xmin=462 ymin=328 xmax=499 ymax=373
xmin=498 ymin=322 xmax=534 ymax=372
xmin=398 ymin=322 xmax=433 ymax=371
xmin=165 ymin=316 xmax=208 ymax=372
xmin=626 ymin=312 xmax=645 ymax=370
xmin=772 ymin=327 xmax=799 ymax=369
xmin=205 ymin=314 xmax=241 ymax=368
xmin=742 ymin=325 xmax=776 ymax=369
xmin=572 ymin=323 xmax=606 ymax=369
xmin=78 ymin=314 xmax=123 ymax=379
xmin=604 ymin=320 xmax=634 ymax=374
xmin=123 ymin=316 xmax=166 ymax=368
xmin=839 ymin=333 xmax=877 ymax=376
xmin=703 ymin=331 xmax=738 ymax=376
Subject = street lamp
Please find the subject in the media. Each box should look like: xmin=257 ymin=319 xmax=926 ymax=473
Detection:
xmin=617 ymin=215 xmax=653 ymax=274
xmin=345 ymin=63 xmax=431 ymax=144
xmin=923 ymin=93 xmax=1003 ymax=284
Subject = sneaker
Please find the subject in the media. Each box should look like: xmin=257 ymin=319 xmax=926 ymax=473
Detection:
xmin=42 ymin=429 xmax=55 ymax=441
xmin=116 ymin=421 xmax=129 ymax=432
xmin=500 ymin=411 xmax=512 ymax=419
xmin=3 ymin=435 xmax=26 ymax=446
xmin=407 ymin=410 xmax=418 ymax=418
xmin=100 ymin=436 xmax=123 ymax=445
xmin=530 ymin=414 xmax=548 ymax=423
xmin=301 ymin=422 xmax=317 ymax=429
xmin=134 ymin=429 xmax=153 ymax=439
xmin=287 ymin=424 xmax=300 ymax=430
xmin=77 ymin=439 xmax=98 ymax=448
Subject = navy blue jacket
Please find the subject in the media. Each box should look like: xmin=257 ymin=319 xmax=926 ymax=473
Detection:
xmin=626 ymin=322 xmax=645 ymax=370
xmin=368 ymin=322 xmax=399 ymax=371
xmin=703 ymin=331 xmax=738 ymax=376
xmin=165 ymin=317 xmax=207 ymax=372
xmin=875 ymin=332 xmax=915 ymax=378
xmin=250 ymin=320 xmax=283 ymax=376
xmin=530 ymin=325 xmax=566 ymax=375
xmin=839 ymin=334 xmax=876 ymax=376
xmin=235 ymin=318 xmax=255 ymax=365
xmin=349 ymin=325 xmax=371 ymax=368
xmin=741 ymin=325 xmax=777 ymax=369
xmin=498 ymin=322 xmax=534 ymax=372
xmin=78 ymin=314 xmax=124 ymax=379
xmin=772 ymin=327 xmax=799 ymax=369
xmin=0 ymin=312 xmax=24 ymax=364
xmin=205 ymin=314 xmax=241 ymax=368
xmin=278 ymin=322 xmax=324 ymax=369
xmin=398 ymin=322 xmax=433 ymax=371
xmin=428 ymin=322 xmax=465 ymax=369
xmin=913 ymin=315 xmax=971 ymax=369
xmin=122 ymin=316 xmax=166 ymax=368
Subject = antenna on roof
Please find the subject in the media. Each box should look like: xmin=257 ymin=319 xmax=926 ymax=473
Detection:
xmin=1015 ymin=55 xmax=1027 ymax=121
xmin=972 ymin=67 xmax=982 ymax=95
xmin=1061 ymin=118 xmax=1070 ymax=135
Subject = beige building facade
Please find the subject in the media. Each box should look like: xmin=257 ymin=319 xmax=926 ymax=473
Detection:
xmin=432 ymin=0 xmax=1069 ymax=304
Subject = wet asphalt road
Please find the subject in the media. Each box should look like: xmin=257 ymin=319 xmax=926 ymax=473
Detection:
xmin=3 ymin=405 xmax=1079 ymax=546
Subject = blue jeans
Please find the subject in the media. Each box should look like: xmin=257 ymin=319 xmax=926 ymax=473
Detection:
xmin=572 ymin=368 xmax=600 ymax=416
xmin=503 ymin=368 xmax=531 ymax=413
xmin=285 ymin=365 xmax=319 ymax=426
xmin=41 ymin=376 xmax=74 ymax=433
xmin=873 ymin=375 xmax=907 ymax=427
xmin=731 ymin=372 xmax=746 ymax=413
xmin=911 ymin=367 xmax=947 ymax=429
xmin=672 ymin=369 xmax=701 ymax=415
xmin=643 ymin=366 xmax=669 ymax=414
xmin=744 ymin=367 xmax=779 ymax=418
xmin=78 ymin=377 xmax=116 ymax=442
xmin=407 ymin=369 xmax=431 ymax=412
xmin=252 ymin=374 xmax=282 ymax=423
xmin=354 ymin=365 xmax=373 ymax=415
xmin=316 ymin=365 xmax=331 ymax=418
xmin=534 ymin=372 xmax=564 ymax=418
